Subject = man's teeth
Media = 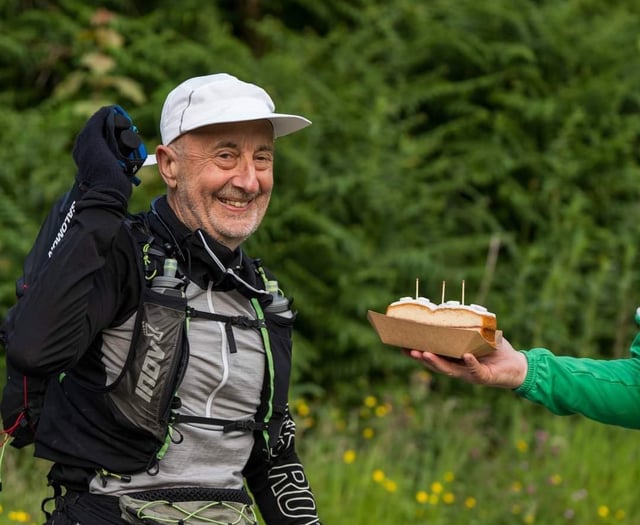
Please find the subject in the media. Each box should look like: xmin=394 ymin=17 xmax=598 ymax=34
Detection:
xmin=222 ymin=199 xmax=248 ymax=208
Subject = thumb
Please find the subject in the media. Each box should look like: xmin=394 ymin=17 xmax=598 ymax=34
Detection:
xmin=462 ymin=353 xmax=491 ymax=384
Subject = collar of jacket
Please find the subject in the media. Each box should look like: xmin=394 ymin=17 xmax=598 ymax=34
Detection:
xmin=148 ymin=196 xmax=261 ymax=294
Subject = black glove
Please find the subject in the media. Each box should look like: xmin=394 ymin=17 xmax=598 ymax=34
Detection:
xmin=72 ymin=106 xmax=145 ymax=200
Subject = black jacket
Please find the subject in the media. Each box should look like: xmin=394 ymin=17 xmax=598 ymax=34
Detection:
xmin=7 ymin=185 xmax=320 ymax=525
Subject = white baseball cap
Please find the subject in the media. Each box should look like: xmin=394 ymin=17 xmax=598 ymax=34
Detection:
xmin=143 ymin=73 xmax=311 ymax=166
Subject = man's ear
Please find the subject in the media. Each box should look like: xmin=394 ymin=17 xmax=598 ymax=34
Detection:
xmin=156 ymin=145 xmax=178 ymax=188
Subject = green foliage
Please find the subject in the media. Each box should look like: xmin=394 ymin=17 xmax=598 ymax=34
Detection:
xmin=244 ymin=0 xmax=640 ymax=396
xmin=2 ymin=0 xmax=640 ymax=522
xmin=2 ymin=0 xmax=640 ymax=399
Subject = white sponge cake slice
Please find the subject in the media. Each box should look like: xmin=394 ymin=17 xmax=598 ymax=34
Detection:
xmin=386 ymin=298 xmax=496 ymax=343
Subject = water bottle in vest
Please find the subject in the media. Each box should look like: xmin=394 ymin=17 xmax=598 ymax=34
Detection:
xmin=152 ymin=259 xmax=185 ymax=297
xmin=265 ymin=280 xmax=294 ymax=319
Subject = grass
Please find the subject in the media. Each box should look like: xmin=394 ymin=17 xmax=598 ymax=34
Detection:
xmin=294 ymin=370 xmax=639 ymax=525
xmin=2 ymin=368 xmax=638 ymax=524
xmin=0 ymin=445 xmax=49 ymax=524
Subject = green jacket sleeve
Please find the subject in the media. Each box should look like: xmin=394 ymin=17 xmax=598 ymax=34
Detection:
xmin=513 ymin=332 xmax=640 ymax=429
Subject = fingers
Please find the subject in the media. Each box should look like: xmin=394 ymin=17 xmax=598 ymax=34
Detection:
xmin=411 ymin=350 xmax=464 ymax=376
xmin=405 ymin=349 xmax=486 ymax=384
xmin=461 ymin=352 xmax=480 ymax=368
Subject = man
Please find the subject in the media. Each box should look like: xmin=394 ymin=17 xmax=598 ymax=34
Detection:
xmin=407 ymin=327 xmax=640 ymax=428
xmin=6 ymin=74 xmax=322 ymax=524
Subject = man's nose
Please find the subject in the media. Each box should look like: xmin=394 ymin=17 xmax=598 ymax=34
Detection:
xmin=233 ymin=158 xmax=260 ymax=193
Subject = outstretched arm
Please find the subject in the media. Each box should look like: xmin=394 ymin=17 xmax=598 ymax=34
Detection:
xmin=406 ymin=335 xmax=640 ymax=428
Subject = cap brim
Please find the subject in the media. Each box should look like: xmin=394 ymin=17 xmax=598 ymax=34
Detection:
xmin=143 ymin=154 xmax=157 ymax=167
xmin=142 ymin=114 xmax=310 ymax=168
xmin=269 ymin=114 xmax=312 ymax=138
xmin=174 ymin=114 xmax=311 ymax=141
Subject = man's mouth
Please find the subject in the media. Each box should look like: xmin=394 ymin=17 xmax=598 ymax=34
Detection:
xmin=219 ymin=197 xmax=251 ymax=208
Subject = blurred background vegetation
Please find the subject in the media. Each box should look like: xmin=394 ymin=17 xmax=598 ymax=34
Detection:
xmin=1 ymin=0 xmax=640 ymax=523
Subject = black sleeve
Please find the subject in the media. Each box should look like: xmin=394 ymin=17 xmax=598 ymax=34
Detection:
xmin=244 ymin=408 xmax=322 ymax=525
xmin=6 ymin=187 xmax=139 ymax=376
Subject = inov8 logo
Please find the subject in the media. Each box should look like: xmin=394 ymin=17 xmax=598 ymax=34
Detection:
xmin=135 ymin=321 xmax=166 ymax=403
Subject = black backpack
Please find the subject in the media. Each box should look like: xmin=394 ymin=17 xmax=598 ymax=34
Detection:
xmin=0 ymin=105 xmax=146 ymax=449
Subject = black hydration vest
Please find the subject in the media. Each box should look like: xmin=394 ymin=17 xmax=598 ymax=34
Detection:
xmin=9 ymin=214 xmax=296 ymax=481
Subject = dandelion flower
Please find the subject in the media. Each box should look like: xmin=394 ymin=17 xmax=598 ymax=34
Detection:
xmin=343 ymin=449 xmax=356 ymax=464
xmin=548 ymin=474 xmax=562 ymax=486
xmin=416 ymin=491 xmax=429 ymax=504
xmin=444 ymin=471 xmax=455 ymax=482
xmin=375 ymin=404 xmax=389 ymax=417
xmin=296 ymin=401 xmax=310 ymax=417
xmin=384 ymin=480 xmax=397 ymax=492
xmin=364 ymin=395 xmax=377 ymax=408
xmin=431 ymin=481 xmax=443 ymax=494
xmin=465 ymin=497 xmax=477 ymax=509
xmin=524 ymin=512 xmax=535 ymax=524
xmin=372 ymin=469 xmax=385 ymax=483
xmin=8 ymin=511 xmax=30 ymax=523
xmin=516 ymin=439 xmax=529 ymax=453
xmin=615 ymin=509 xmax=626 ymax=520
xmin=443 ymin=492 xmax=455 ymax=504
xmin=362 ymin=427 xmax=374 ymax=439
xmin=597 ymin=505 xmax=610 ymax=518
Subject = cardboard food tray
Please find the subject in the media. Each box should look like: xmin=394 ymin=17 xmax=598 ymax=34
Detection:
xmin=367 ymin=310 xmax=499 ymax=358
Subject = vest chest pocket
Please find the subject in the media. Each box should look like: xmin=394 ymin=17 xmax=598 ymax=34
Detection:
xmin=107 ymin=288 xmax=189 ymax=442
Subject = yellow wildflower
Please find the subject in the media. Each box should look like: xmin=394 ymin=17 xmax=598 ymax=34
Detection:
xmin=343 ymin=449 xmax=356 ymax=464
xmin=416 ymin=490 xmax=429 ymax=504
xmin=362 ymin=427 xmax=374 ymax=439
xmin=375 ymin=404 xmax=389 ymax=417
xmin=443 ymin=492 xmax=455 ymax=504
xmin=384 ymin=479 xmax=397 ymax=492
xmin=295 ymin=401 xmax=310 ymax=417
xmin=516 ymin=439 xmax=528 ymax=453
xmin=8 ymin=511 xmax=31 ymax=523
xmin=364 ymin=395 xmax=377 ymax=408
xmin=548 ymin=473 xmax=562 ymax=485
xmin=443 ymin=471 xmax=455 ymax=482
xmin=597 ymin=505 xmax=610 ymax=518
xmin=372 ymin=469 xmax=385 ymax=483
xmin=465 ymin=497 xmax=477 ymax=509
xmin=431 ymin=481 xmax=443 ymax=494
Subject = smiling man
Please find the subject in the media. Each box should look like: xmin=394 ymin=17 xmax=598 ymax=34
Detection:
xmin=158 ymin=120 xmax=275 ymax=249
xmin=6 ymin=74 xmax=321 ymax=525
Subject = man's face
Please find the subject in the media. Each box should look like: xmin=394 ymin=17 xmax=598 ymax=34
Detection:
xmin=160 ymin=120 xmax=275 ymax=250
